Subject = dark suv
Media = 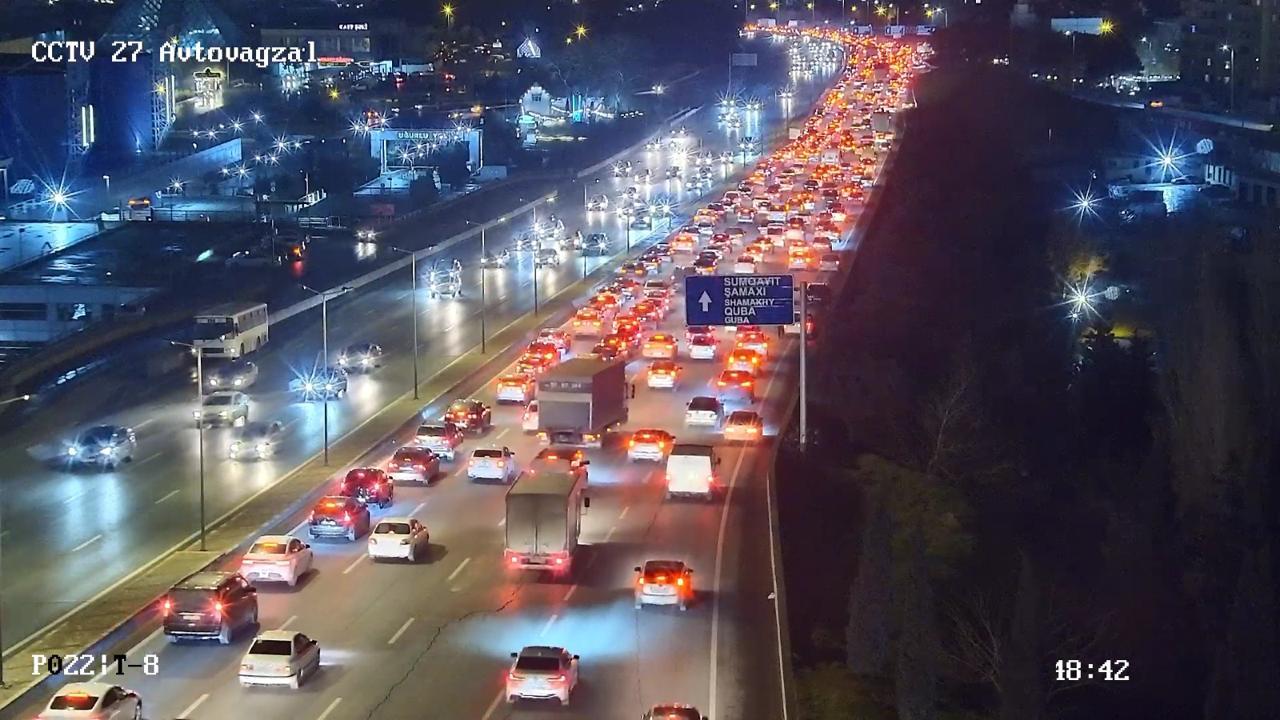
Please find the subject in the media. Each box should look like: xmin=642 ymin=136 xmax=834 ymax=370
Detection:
xmin=308 ymin=495 xmax=371 ymax=541
xmin=162 ymin=571 xmax=258 ymax=644
xmin=339 ymin=468 xmax=394 ymax=508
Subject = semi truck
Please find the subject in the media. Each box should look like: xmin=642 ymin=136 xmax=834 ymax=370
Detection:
xmin=536 ymin=358 xmax=628 ymax=448
xmin=504 ymin=471 xmax=589 ymax=573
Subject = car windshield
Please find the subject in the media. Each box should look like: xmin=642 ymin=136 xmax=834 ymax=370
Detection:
xmin=644 ymin=561 xmax=685 ymax=579
xmin=49 ymin=693 xmax=100 ymax=711
xmin=395 ymin=449 xmax=426 ymax=461
xmin=473 ymin=449 xmax=504 ymax=458
xmin=79 ymin=426 xmax=117 ymax=443
xmin=649 ymin=709 xmax=701 ymax=720
xmin=205 ymin=395 xmax=235 ymax=406
xmin=170 ymin=588 xmax=216 ymax=612
xmin=248 ymin=638 xmax=293 ymax=656
xmin=729 ymin=412 xmax=758 ymax=424
xmin=689 ymin=398 xmax=718 ymax=411
xmin=374 ymin=522 xmax=411 ymax=535
xmin=418 ymin=426 xmax=446 ymax=437
xmin=194 ymin=320 xmax=234 ymax=339
xmin=515 ymin=655 xmax=562 ymax=672
xmin=249 ymin=541 xmax=287 ymax=555
xmin=346 ymin=344 xmax=373 ymax=354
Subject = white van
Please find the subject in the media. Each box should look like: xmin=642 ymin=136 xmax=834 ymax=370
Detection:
xmin=665 ymin=444 xmax=720 ymax=500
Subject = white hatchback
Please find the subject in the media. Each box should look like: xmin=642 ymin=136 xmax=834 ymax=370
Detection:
xmin=506 ymin=646 xmax=580 ymax=706
xmin=367 ymin=517 xmax=430 ymax=562
xmin=40 ymin=682 xmax=141 ymax=720
xmin=468 ymin=447 xmax=518 ymax=482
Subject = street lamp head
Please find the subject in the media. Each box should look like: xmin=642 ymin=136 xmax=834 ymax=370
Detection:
xmin=1221 ymin=44 xmax=1231 ymax=51
xmin=1099 ymin=18 xmax=1114 ymax=34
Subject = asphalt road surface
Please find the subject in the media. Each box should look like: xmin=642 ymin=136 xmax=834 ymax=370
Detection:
xmin=0 ymin=72 xmax=833 ymax=654
xmin=6 ymin=180 xmax=859 ymax=720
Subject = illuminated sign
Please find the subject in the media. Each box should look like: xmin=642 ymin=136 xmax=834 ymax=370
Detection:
xmin=338 ymin=23 xmax=369 ymax=31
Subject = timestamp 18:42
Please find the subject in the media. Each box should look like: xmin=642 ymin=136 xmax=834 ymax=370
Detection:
xmin=1054 ymin=659 xmax=1130 ymax=682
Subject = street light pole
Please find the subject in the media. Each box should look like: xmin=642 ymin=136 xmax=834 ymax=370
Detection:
xmin=481 ymin=225 xmax=488 ymax=353
xmin=798 ymin=282 xmax=808 ymax=447
xmin=390 ymin=247 xmax=420 ymax=399
xmin=301 ymin=284 xmax=349 ymax=465
xmin=169 ymin=342 xmax=208 ymax=550
xmin=533 ymin=253 xmax=540 ymax=316
xmin=1222 ymin=44 xmax=1236 ymax=113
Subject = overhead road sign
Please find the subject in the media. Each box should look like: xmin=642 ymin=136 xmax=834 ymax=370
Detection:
xmin=684 ymin=274 xmax=795 ymax=326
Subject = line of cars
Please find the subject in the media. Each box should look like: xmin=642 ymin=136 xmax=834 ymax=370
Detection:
xmin=36 ymin=28 xmax=919 ymax=720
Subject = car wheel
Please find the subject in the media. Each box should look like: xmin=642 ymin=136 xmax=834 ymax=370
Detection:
xmin=407 ymin=547 xmax=416 ymax=563
xmin=218 ymin=622 xmax=232 ymax=645
xmin=289 ymin=671 xmax=300 ymax=690
xmin=346 ymin=528 xmax=356 ymax=542
xmin=133 ymin=702 xmax=142 ymax=720
xmin=287 ymin=573 xmax=297 ymax=588
xmin=251 ymin=607 xmax=259 ymax=626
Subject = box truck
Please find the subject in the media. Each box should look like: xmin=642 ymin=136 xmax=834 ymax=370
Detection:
xmin=504 ymin=472 xmax=589 ymax=572
xmin=537 ymin=358 xmax=628 ymax=447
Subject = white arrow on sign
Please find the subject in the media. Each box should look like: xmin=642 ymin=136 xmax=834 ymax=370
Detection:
xmin=699 ymin=291 xmax=713 ymax=312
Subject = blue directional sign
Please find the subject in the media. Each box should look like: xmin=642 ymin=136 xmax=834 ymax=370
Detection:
xmin=684 ymin=274 xmax=795 ymax=326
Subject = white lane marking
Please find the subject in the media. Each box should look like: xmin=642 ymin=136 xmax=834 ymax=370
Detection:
xmin=154 ymin=489 xmax=180 ymax=505
xmin=71 ymin=534 xmax=102 ymax=553
xmin=564 ymin=584 xmax=579 ymax=603
xmin=497 ymin=517 xmax=506 ymax=527
xmin=342 ymin=553 xmax=368 ymax=575
xmin=133 ymin=451 xmax=162 ymax=467
xmin=316 ymin=697 xmax=343 ymax=720
xmin=178 ymin=693 xmax=209 ymax=719
xmin=604 ymin=524 xmax=618 ymax=542
xmin=539 ymin=613 xmax=558 ymax=636
xmin=133 ymin=418 xmax=157 ymax=430
xmin=410 ymin=501 xmax=427 ymax=517
xmin=388 ymin=617 xmax=415 ymax=645
xmin=63 ymin=489 xmax=89 ymax=505
xmin=481 ymin=691 xmax=505 ymax=720
xmin=279 ymin=615 xmax=297 ymax=631
xmin=709 ymin=362 xmax=784 ymax=720
xmin=618 ymin=505 xmax=630 ymax=520
xmin=496 ymin=428 xmax=510 ymax=440
xmin=767 ymin=460 xmax=791 ymax=720
xmin=447 ymin=557 xmax=471 ymax=582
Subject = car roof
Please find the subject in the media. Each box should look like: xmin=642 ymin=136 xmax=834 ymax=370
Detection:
xmin=643 ymin=559 xmax=688 ymax=572
xmin=373 ymin=516 xmax=416 ymax=526
xmin=55 ymin=681 xmax=116 ymax=695
xmin=254 ymin=534 xmax=295 ymax=545
xmin=175 ymin=570 xmax=236 ymax=590
xmin=253 ymin=629 xmax=298 ymax=642
xmin=518 ymin=645 xmax=566 ymax=657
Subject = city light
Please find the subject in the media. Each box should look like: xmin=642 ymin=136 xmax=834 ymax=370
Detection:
xmin=1068 ymin=186 xmax=1101 ymax=221
xmin=1099 ymin=19 xmax=1115 ymax=34
xmin=250 ymin=111 xmax=264 ymax=123
xmin=1144 ymin=137 xmax=1190 ymax=181
xmin=575 ymin=25 xmax=588 ymax=39
xmin=652 ymin=84 xmax=665 ymax=94
xmin=1063 ymin=278 xmax=1103 ymax=322
xmin=230 ymin=119 xmax=244 ymax=133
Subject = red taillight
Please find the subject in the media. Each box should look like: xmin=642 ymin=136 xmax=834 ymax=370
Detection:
xmin=554 ymin=557 xmax=565 ymax=565
xmin=676 ymin=577 xmax=685 ymax=586
xmin=718 ymin=380 xmax=727 ymax=386
xmin=161 ymin=598 xmax=172 ymax=615
xmin=743 ymin=380 xmax=753 ymax=387
xmin=213 ymin=601 xmax=224 ymax=615
xmin=343 ymin=512 xmax=352 ymax=524
xmin=629 ymin=439 xmax=636 ymax=447
xmin=548 ymin=674 xmax=566 ymax=683
xmin=510 ymin=555 xmax=520 ymax=564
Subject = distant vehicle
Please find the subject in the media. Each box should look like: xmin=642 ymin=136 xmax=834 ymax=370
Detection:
xmin=239 ymin=535 xmax=312 ymax=587
xmin=629 ymin=428 xmax=674 ymax=462
xmin=337 ymin=342 xmax=385 ymax=372
xmin=226 ymin=249 xmax=282 ymax=268
xmin=386 ymin=445 xmax=440 ymax=484
xmin=414 ymin=422 xmax=464 ymax=461
xmin=228 ymin=421 xmax=284 ymax=461
xmin=586 ymin=194 xmax=610 ymax=211
xmin=445 ymin=399 xmax=493 ymax=433
xmin=481 ymin=249 xmax=511 ymax=268
xmin=535 ymin=248 xmax=561 ymax=267
xmin=468 ymin=446 xmax=518 ymax=483
xmin=339 ymin=468 xmax=394 ymax=508
xmin=536 ymin=358 xmax=628 ymax=447
xmin=239 ymin=631 xmax=320 ymax=689
xmin=666 ymin=444 xmax=721 ymax=499
xmin=193 ymin=302 xmax=269 ymax=359
xmin=724 ymin=409 xmax=764 ymax=443
xmin=528 ymin=447 xmax=589 ymax=481
xmin=367 ymin=517 xmax=430 ymax=562
xmin=685 ymin=396 xmax=724 ymax=428
xmin=40 ymin=682 xmax=142 ymax=719
xmin=308 ymin=495 xmax=371 ymax=541
xmin=206 ymin=359 xmax=258 ymax=390
xmin=64 ymin=425 xmax=136 ymax=470
xmin=504 ymin=472 xmax=589 ymax=573
xmin=195 ymin=391 xmax=249 ymax=427
xmin=289 ymin=367 xmax=348 ymax=401
xmin=355 ymin=228 xmax=379 ymax=241
xmin=583 ymin=232 xmax=610 ymax=256
xmin=634 ymin=560 xmax=695 ymax=610
xmin=161 ymin=571 xmax=258 ymax=644
xmin=644 ymin=704 xmax=708 ymax=720
xmin=505 ymin=646 xmax=580 ymax=705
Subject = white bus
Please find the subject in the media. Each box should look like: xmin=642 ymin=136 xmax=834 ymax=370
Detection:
xmin=193 ymin=302 xmax=269 ymax=358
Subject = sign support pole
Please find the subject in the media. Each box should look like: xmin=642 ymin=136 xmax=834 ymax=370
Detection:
xmin=799 ymin=281 xmax=808 ymax=448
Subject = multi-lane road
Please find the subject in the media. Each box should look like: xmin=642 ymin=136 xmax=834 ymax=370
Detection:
xmin=0 ymin=55 xmax=834 ymax=656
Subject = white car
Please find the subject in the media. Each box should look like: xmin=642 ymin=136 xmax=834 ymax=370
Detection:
xmin=646 ymin=360 xmax=681 ymax=389
xmin=468 ymin=446 xmax=518 ymax=482
xmin=367 ymin=517 xmax=431 ymax=562
xmin=40 ymin=682 xmax=141 ymax=720
xmin=195 ymin=391 xmax=249 ymax=427
xmin=688 ymin=336 xmax=717 ymax=360
xmin=522 ymin=401 xmax=540 ymax=433
xmin=819 ymin=253 xmax=840 ymax=272
xmin=238 ymin=630 xmax=321 ymax=689
xmin=506 ymin=646 xmax=580 ymax=706
xmin=733 ymin=258 xmax=757 ymax=274
xmin=628 ymin=429 xmax=673 ymax=462
xmin=240 ymin=535 xmax=313 ymax=587
xmin=685 ymin=396 xmax=724 ymax=428
xmin=586 ymin=194 xmax=610 ymax=211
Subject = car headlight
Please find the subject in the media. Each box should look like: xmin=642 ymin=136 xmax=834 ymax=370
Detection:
xmin=194 ymin=409 xmax=202 ymax=418
xmin=304 ymin=382 xmax=315 ymax=392
xmin=219 ymin=410 xmax=230 ymax=417
xmin=233 ymin=377 xmax=243 ymax=386
xmin=361 ymin=357 xmax=371 ymax=366
xmin=100 ymin=446 xmax=115 ymax=456
xmin=209 ymin=377 xmax=220 ymax=386
xmin=324 ymin=383 xmax=334 ymax=392
xmin=256 ymin=442 xmax=271 ymax=453
xmin=66 ymin=446 xmax=79 ymax=456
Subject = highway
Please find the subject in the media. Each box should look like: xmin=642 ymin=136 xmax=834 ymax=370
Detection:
xmin=0 ymin=61 xmax=833 ymax=654
xmin=1 ymin=26 xmax=911 ymax=720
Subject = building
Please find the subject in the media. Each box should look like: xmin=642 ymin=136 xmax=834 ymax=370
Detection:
xmin=1181 ymin=0 xmax=1280 ymax=111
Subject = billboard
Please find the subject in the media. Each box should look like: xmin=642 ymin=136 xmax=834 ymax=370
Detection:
xmin=1050 ymin=17 xmax=1108 ymax=35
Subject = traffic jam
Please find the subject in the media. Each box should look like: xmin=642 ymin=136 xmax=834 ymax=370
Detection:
xmin=35 ymin=27 xmax=924 ymax=720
